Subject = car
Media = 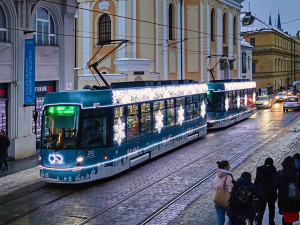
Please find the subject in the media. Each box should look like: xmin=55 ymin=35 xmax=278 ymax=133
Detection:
xmin=255 ymin=95 xmax=272 ymax=109
xmin=283 ymin=96 xmax=300 ymax=112
xmin=275 ymin=92 xmax=287 ymax=102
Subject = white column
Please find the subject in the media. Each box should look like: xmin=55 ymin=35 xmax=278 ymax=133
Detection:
xmin=177 ymin=0 xmax=185 ymax=80
xmin=82 ymin=2 xmax=90 ymax=75
xmin=237 ymin=14 xmax=241 ymax=79
xmin=207 ymin=2 xmax=211 ymax=82
xmin=163 ymin=0 xmax=168 ymax=80
xmin=118 ymin=0 xmax=126 ymax=59
xmin=132 ymin=0 xmax=137 ymax=58
xmin=217 ymin=7 xmax=222 ymax=80
xmin=156 ymin=0 xmax=159 ymax=73
xmin=228 ymin=12 xmax=233 ymax=60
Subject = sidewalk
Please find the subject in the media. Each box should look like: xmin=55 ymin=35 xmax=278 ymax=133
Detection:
xmin=0 ymin=152 xmax=39 ymax=178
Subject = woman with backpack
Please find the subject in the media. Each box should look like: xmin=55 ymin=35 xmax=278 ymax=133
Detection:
xmin=275 ymin=156 xmax=300 ymax=225
xmin=254 ymin=157 xmax=277 ymax=225
xmin=213 ymin=160 xmax=234 ymax=225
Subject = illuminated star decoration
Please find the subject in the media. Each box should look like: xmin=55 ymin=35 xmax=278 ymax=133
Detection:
xmin=245 ymin=94 xmax=248 ymax=106
xmin=113 ymin=118 xmax=125 ymax=145
xmin=177 ymin=105 xmax=184 ymax=125
xmin=201 ymin=101 xmax=206 ymax=118
xmin=155 ymin=110 xmax=164 ymax=133
xmin=253 ymin=92 xmax=256 ymax=103
xmin=225 ymin=97 xmax=229 ymax=112
xmin=237 ymin=95 xmax=240 ymax=108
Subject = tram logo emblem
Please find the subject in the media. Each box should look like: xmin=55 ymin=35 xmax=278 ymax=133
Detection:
xmin=49 ymin=154 xmax=64 ymax=165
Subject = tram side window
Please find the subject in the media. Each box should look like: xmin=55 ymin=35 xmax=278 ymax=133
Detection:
xmin=186 ymin=96 xmax=194 ymax=120
xmin=127 ymin=104 xmax=139 ymax=141
xmin=247 ymin=89 xmax=254 ymax=104
xmin=113 ymin=106 xmax=125 ymax=145
xmin=176 ymin=97 xmax=185 ymax=125
xmin=153 ymin=100 xmax=165 ymax=132
xmin=240 ymin=90 xmax=245 ymax=105
xmin=229 ymin=91 xmax=233 ymax=109
xmin=193 ymin=95 xmax=200 ymax=118
xmin=166 ymin=99 xmax=175 ymax=127
xmin=232 ymin=90 xmax=237 ymax=109
xmin=82 ymin=109 xmax=107 ymax=148
xmin=141 ymin=102 xmax=152 ymax=136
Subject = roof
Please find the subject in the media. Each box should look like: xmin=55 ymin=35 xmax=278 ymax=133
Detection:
xmin=241 ymin=12 xmax=290 ymax=38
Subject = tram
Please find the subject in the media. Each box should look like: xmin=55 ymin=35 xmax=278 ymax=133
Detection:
xmin=39 ymin=80 xmax=208 ymax=183
xmin=206 ymin=79 xmax=256 ymax=129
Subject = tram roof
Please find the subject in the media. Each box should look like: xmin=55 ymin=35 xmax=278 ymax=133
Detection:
xmin=44 ymin=80 xmax=208 ymax=108
xmin=208 ymin=79 xmax=256 ymax=91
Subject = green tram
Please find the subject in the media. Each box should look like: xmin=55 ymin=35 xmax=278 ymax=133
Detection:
xmin=207 ymin=79 xmax=256 ymax=129
xmin=39 ymin=80 xmax=208 ymax=183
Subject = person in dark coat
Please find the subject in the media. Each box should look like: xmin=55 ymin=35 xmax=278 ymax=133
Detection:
xmin=275 ymin=156 xmax=300 ymax=225
xmin=227 ymin=172 xmax=265 ymax=225
xmin=293 ymin=153 xmax=300 ymax=170
xmin=0 ymin=130 xmax=10 ymax=171
xmin=254 ymin=157 xmax=277 ymax=225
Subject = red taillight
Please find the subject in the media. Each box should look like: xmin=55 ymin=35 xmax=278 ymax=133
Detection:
xmin=76 ymin=163 xmax=82 ymax=166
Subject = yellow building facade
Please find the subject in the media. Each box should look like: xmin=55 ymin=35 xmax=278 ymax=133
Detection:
xmin=242 ymin=12 xmax=300 ymax=91
xmin=75 ymin=0 xmax=244 ymax=88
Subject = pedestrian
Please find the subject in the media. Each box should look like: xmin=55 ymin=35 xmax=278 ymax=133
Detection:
xmin=275 ymin=156 xmax=300 ymax=225
xmin=0 ymin=129 xmax=10 ymax=171
xmin=293 ymin=153 xmax=300 ymax=170
xmin=227 ymin=172 xmax=265 ymax=225
xmin=213 ymin=160 xmax=234 ymax=225
xmin=258 ymin=88 xmax=262 ymax=96
xmin=254 ymin=157 xmax=277 ymax=225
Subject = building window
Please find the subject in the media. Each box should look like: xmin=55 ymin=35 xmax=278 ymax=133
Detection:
xmin=223 ymin=13 xmax=227 ymax=44
xmin=99 ymin=14 xmax=111 ymax=43
xmin=252 ymin=63 xmax=256 ymax=74
xmin=250 ymin=38 xmax=255 ymax=47
xmin=211 ymin=9 xmax=215 ymax=42
xmin=34 ymin=8 xmax=55 ymax=46
xmin=168 ymin=3 xmax=174 ymax=40
xmin=233 ymin=17 xmax=237 ymax=45
xmin=242 ymin=52 xmax=246 ymax=73
xmin=248 ymin=56 xmax=251 ymax=70
xmin=275 ymin=59 xmax=277 ymax=72
xmin=0 ymin=5 xmax=7 ymax=42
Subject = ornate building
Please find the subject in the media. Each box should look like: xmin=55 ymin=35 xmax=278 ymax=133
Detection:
xmin=75 ymin=0 xmax=244 ymax=88
xmin=241 ymin=12 xmax=300 ymax=90
xmin=0 ymin=0 xmax=76 ymax=159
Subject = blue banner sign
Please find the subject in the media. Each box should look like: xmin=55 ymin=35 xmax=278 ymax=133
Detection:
xmin=24 ymin=39 xmax=35 ymax=106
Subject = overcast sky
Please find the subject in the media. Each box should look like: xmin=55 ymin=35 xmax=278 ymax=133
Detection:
xmin=242 ymin=0 xmax=300 ymax=36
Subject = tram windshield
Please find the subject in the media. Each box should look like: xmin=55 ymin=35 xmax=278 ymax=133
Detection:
xmin=41 ymin=105 xmax=80 ymax=149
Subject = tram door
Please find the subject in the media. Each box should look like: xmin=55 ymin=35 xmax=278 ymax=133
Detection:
xmin=33 ymin=81 xmax=55 ymax=145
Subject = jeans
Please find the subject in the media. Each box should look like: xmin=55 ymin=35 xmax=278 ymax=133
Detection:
xmin=215 ymin=203 xmax=231 ymax=225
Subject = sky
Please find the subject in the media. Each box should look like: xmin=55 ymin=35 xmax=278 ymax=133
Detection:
xmin=242 ymin=0 xmax=300 ymax=36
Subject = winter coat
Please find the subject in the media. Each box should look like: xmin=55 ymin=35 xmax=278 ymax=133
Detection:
xmin=254 ymin=164 xmax=277 ymax=202
xmin=274 ymin=167 xmax=300 ymax=212
xmin=227 ymin=177 xmax=266 ymax=219
xmin=0 ymin=135 xmax=10 ymax=156
xmin=294 ymin=159 xmax=300 ymax=170
xmin=213 ymin=169 xmax=234 ymax=194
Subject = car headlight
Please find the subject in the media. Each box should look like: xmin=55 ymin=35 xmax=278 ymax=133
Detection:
xmin=263 ymin=102 xmax=268 ymax=105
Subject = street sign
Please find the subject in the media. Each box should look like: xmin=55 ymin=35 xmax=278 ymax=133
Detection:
xmin=24 ymin=39 xmax=35 ymax=106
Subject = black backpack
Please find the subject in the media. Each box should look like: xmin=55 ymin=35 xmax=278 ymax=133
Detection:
xmin=229 ymin=183 xmax=253 ymax=209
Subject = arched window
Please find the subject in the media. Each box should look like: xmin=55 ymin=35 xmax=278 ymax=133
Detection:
xmin=99 ymin=14 xmax=111 ymax=43
xmin=223 ymin=13 xmax=227 ymax=44
xmin=34 ymin=8 xmax=55 ymax=46
xmin=168 ymin=3 xmax=174 ymax=40
xmin=0 ymin=4 xmax=7 ymax=42
xmin=211 ymin=8 xmax=215 ymax=42
xmin=233 ymin=17 xmax=237 ymax=45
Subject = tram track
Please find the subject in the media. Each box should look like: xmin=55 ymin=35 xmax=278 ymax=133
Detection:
xmin=1 ymin=113 xmax=297 ymax=225
xmin=75 ymin=114 xmax=299 ymax=225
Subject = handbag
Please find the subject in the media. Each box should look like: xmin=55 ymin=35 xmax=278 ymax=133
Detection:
xmin=214 ymin=175 xmax=230 ymax=207
xmin=288 ymin=172 xmax=300 ymax=202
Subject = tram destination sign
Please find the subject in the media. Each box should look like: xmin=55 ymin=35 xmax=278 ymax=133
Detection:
xmin=24 ymin=39 xmax=35 ymax=106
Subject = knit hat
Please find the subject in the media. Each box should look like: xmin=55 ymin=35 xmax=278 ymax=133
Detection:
xmin=264 ymin=157 xmax=274 ymax=166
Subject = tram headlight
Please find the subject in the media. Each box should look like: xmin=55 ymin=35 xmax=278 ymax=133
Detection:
xmin=76 ymin=156 xmax=84 ymax=162
xmin=76 ymin=156 xmax=84 ymax=166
